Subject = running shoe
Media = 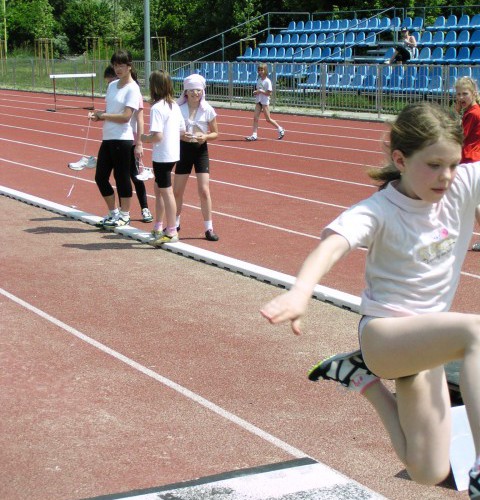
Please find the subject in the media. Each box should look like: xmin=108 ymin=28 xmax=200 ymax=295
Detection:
xmin=308 ymin=349 xmax=378 ymax=392
xmin=470 ymin=467 xmax=480 ymax=499
xmin=68 ymin=156 xmax=96 ymax=171
xmin=472 ymin=242 xmax=480 ymax=252
xmin=136 ymin=167 xmax=154 ymax=181
xmin=278 ymin=128 xmax=285 ymax=140
xmin=245 ymin=135 xmax=257 ymax=141
xmin=152 ymin=232 xmax=179 ymax=245
xmin=151 ymin=229 xmax=164 ymax=239
xmin=142 ymin=208 xmax=153 ymax=223
xmin=205 ymin=229 xmax=219 ymax=241
xmin=103 ymin=214 xmax=130 ymax=228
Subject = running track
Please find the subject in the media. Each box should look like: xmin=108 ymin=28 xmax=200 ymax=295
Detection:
xmin=0 ymin=89 xmax=475 ymax=499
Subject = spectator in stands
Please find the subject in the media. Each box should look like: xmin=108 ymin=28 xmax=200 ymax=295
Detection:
xmin=245 ymin=62 xmax=285 ymax=141
xmin=174 ymin=74 xmax=220 ymax=242
xmin=261 ymin=102 xmax=480 ymax=500
xmin=103 ymin=64 xmax=153 ymax=224
xmin=454 ymin=76 xmax=480 ymax=251
xmin=389 ymin=28 xmax=417 ymax=64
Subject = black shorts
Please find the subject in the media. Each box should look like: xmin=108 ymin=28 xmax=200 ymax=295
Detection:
xmin=153 ymin=161 xmax=176 ymax=188
xmin=175 ymin=141 xmax=210 ymax=175
xmin=394 ymin=46 xmax=411 ymax=62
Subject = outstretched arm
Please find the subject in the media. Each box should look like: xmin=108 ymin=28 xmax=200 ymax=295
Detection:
xmin=260 ymin=231 xmax=350 ymax=335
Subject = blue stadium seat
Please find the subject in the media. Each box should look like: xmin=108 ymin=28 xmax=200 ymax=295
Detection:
xmin=321 ymin=47 xmax=331 ymax=60
xmin=417 ymin=47 xmax=431 ymax=63
xmin=348 ymin=18 xmax=359 ymax=31
xmin=471 ymin=46 xmax=480 ymax=64
xmin=337 ymin=73 xmax=353 ymax=89
xmin=457 ymin=14 xmax=470 ymax=31
xmin=326 ymin=73 xmax=340 ymax=89
xmin=324 ymin=33 xmax=335 ymax=45
xmin=456 ymin=30 xmax=471 ymax=46
xmin=367 ymin=17 xmax=379 ymax=32
xmin=238 ymin=47 xmax=253 ymax=61
xmin=457 ymin=66 xmax=472 ymax=79
xmin=316 ymin=33 xmax=326 ymax=45
xmin=457 ymin=46 xmax=471 ymax=63
xmin=415 ymin=75 xmax=430 ymax=93
xmin=443 ymin=47 xmax=457 ymax=64
xmin=304 ymin=20 xmax=314 ymax=33
xmin=320 ymin=20 xmax=330 ymax=32
xmin=444 ymin=30 xmax=457 ymax=46
xmin=307 ymin=33 xmax=317 ymax=45
xmin=295 ymin=21 xmax=305 ymax=32
xmin=364 ymin=32 xmax=377 ymax=45
xmin=430 ymin=31 xmax=445 ymax=47
xmin=298 ymin=33 xmax=308 ymax=46
xmin=267 ymin=47 xmax=277 ymax=60
xmin=275 ymin=47 xmax=286 ymax=61
xmin=300 ymin=47 xmax=312 ymax=62
xmin=426 ymin=16 xmax=446 ymax=32
xmin=284 ymin=21 xmax=296 ymax=33
xmin=334 ymin=32 xmax=345 ymax=45
xmin=290 ymin=34 xmax=300 ymax=46
xmin=470 ymin=14 xmax=480 ymax=29
xmin=354 ymin=18 xmax=368 ymax=32
xmin=345 ymin=31 xmax=355 ymax=46
xmin=311 ymin=46 xmax=322 ymax=61
xmin=298 ymin=71 xmax=319 ymax=90
xmin=312 ymin=20 xmax=321 ymax=32
xmin=430 ymin=46 xmax=444 ymax=63
xmin=400 ymin=17 xmax=412 ymax=30
xmin=468 ymin=30 xmax=480 ymax=47
xmin=263 ymin=34 xmax=275 ymax=47
xmin=343 ymin=47 xmax=353 ymax=61
xmin=355 ymin=31 xmax=366 ymax=45
xmin=350 ymin=74 xmax=365 ymax=90
xmin=284 ymin=47 xmax=295 ymax=61
xmin=390 ymin=17 xmax=401 ymax=31
xmin=427 ymin=75 xmax=443 ymax=95
xmin=445 ymin=14 xmax=457 ymax=30
xmin=362 ymin=74 xmax=377 ymax=91
xmin=418 ymin=31 xmax=432 ymax=47
xmin=338 ymin=19 xmax=349 ymax=32
xmin=378 ymin=17 xmax=391 ymax=32
xmin=329 ymin=19 xmax=340 ymax=32
xmin=282 ymin=34 xmax=291 ymax=45
xmin=329 ymin=46 xmax=343 ymax=62
xmin=412 ymin=17 xmax=424 ymax=32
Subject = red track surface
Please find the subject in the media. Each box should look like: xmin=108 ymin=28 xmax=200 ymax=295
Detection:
xmin=1 ymin=89 xmax=474 ymax=499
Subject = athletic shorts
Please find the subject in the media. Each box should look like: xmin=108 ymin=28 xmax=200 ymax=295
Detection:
xmin=153 ymin=161 xmax=176 ymax=188
xmin=175 ymin=142 xmax=210 ymax=175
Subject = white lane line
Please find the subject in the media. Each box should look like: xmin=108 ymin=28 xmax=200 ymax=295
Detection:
xmin=1 ymin=286 xmax=307 ymax=459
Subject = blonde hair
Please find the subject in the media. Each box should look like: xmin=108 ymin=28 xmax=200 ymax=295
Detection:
xmin=369 ymin=102 xmax=463 ymax=189
xmin=455 ymin=76 xmax=480 ymax=104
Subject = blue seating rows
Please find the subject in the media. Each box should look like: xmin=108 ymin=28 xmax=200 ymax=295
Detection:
xmin=425 ymin=14 xmax=480 ymax=32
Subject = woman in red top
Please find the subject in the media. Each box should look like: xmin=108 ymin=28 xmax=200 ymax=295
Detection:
xmin=455 ymin=76 xmax=480 ymax=250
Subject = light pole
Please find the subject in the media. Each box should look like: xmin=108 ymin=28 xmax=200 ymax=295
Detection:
xmin=144 ymin=0 xmax=151 ymax=90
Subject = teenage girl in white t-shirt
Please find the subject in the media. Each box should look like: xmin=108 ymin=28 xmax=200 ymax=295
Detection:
xmin=141 ymin=70 xmax=185 ymax=245
xmin=245 ymin=62 xmax=285 ymax=142
xmin=89 ymin=50 xmax=142 ymax=228
xmin=261 ymin=102 xmax=480 ymax=498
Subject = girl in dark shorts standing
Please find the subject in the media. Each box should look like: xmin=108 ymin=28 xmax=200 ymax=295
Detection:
xmin=141 ymin=70 xmax=185 ymax=245
xmin=174 ymin=74 xmax=219 ymax=241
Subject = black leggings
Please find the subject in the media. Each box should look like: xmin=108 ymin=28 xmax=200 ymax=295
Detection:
xmin=130 ymin=146 xmax=148 ymax=209
xmin=95 ymin=140 xmax=133 ymax=198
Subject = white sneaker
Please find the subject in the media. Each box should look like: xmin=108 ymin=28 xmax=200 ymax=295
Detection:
xmin=68 ymin=156 xmax=96 ymax=171
xmin=136 ymin=167 xmax=154 ymax=181
xmin=142 ymin=208 xmax=153 ymax=222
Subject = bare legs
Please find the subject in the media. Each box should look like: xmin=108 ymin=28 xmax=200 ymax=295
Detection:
xmin=359 ymin=313 xmax=480 ymax=484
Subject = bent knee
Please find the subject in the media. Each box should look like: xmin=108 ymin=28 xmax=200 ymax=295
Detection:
xmin=406 ymin=461 xmax=450 ymax=486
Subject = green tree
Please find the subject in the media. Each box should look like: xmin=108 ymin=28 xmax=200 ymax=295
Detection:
xmin=7 ymin=0 xmax=55 ymax=48
xmin=61 ymin=0 xmax=113 ymax=54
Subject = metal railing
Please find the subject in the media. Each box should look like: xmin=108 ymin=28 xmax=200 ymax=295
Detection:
xmin=0 ymin=57 xmax=464 ymax=118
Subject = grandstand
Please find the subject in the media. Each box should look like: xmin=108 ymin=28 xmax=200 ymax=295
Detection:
xmin=166 ymin=9 xmax=480 ymax=116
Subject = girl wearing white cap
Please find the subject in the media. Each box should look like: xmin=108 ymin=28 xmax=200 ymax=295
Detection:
xmin=174 ymin=73 xmax=220 ymax=241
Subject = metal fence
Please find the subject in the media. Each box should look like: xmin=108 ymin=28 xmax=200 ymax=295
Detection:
xmin=0 ymin=57 xmax=467 ymax=118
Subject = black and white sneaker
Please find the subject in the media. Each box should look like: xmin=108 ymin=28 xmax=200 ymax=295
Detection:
xmin=308 ymin=349 xmax=379 ymax=393
xmin=469 ymin=467 xmax=480 ymax=499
